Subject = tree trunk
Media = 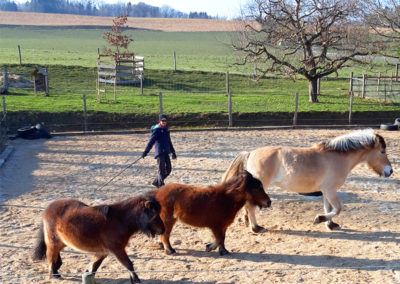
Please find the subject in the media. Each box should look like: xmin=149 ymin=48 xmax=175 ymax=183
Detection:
xmin=308 ymin=78 xmax=319 ymax=102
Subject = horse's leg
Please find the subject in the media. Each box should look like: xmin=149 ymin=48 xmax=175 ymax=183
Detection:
xmin=206 ymin=227 xmax=229 ymax=256
xmin=313 ymin=189 xmax=342 ymax=229
xmin=88 ymin=254 xmax=107 ymax=275
xmin=160 ymin=218 xmax=177 ymax=255
xmin=245 ymin=203 xmax=266 ymax=233
xmin=46 ymin=243 xmax=63 ymax=279
xmin=113 ymin=249 xmax=140 ymax=283
xmin=322 ymin=196 xmax=341 ymax=231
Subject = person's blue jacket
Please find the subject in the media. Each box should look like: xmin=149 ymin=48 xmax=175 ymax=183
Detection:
xmin=143 ymin=124 xmax=175 ymax=158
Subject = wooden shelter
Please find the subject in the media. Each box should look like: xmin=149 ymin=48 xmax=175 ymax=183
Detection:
xmin=96 ymin=53 xmax=144 ymax=101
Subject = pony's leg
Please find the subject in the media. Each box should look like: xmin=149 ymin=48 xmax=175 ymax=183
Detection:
xmin=113 ymin=250 xmax=140 ymax=283
xmin=160 ymin=218 xmax=177 ymax=255
xmin=245 ymin=203 xmax=266 ymax=233
xmin=323 ymin=196 xmax=340 ymax=231
xmin=88 ymin=254 xmax=107 ymax=275
xmin=313 ymin=190 xmax=342 ymax=228
xmin=206 ymin=228 xmax=229 ymax=255
xmin=46 ymin=244 xmax=63 ymax=279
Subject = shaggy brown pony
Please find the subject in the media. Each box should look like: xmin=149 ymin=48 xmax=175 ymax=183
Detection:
xmin=32 ymin=194 xmax=165 ymax=283
xmin=154 ymin=171 xmax=271 ymax=255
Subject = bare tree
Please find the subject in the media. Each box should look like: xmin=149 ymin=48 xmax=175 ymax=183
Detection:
xmin=364 ymin=0 xmax=400 ymax=59
xmin=233 ymin=0 xmax=377 ymax=102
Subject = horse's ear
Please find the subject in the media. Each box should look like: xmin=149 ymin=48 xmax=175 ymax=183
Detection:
xmin=374 ymin=134 xmax=386 ymax=149
xmin=95 ymin=205 xmax=109 ymax=218
xmin=144 ymin=200 xmax=152 ymax=209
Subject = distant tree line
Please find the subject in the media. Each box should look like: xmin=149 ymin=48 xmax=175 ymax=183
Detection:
xmin=0 ymin=0 xmax=218 ymax=19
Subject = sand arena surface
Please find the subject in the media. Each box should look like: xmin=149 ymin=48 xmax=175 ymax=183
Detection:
xmin=0 ymin=128 xmax=399 ymax=283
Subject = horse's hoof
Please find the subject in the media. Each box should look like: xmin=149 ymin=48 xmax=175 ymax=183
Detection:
xmin=205 ymin=243 xmax=216 ymax=252
xmin=313 ymin=215 xmax=327 ymax=224
xmin=51 ymin=274 xmax=62 ymax=280
xmin=326 ymin=221 xmax=340 ymax=231
xmin=218 ymin=248 xmax=230 ymax=256
xmin=131 ymin=273 xmax=141 ymax=283
xmin=165 ymin=248 xmax=176 ymax=255
xmin=251 ymin=225 xmax=266 ymax=233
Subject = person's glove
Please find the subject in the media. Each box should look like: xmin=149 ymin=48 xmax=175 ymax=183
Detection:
xmin=141 ymin=152 xmax=147 ymax=159
xmin=171 ymin=153 xmax=177 ymax=160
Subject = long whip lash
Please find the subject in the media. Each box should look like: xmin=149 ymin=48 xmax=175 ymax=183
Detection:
xmin=97 ymin=156 xmax=143 ymax=191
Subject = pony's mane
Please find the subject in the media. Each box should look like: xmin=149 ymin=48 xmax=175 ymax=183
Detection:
xmin=320 ymin=129 xmax=383 ymax=152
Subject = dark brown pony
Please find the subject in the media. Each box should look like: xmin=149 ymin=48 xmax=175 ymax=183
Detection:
xmin=154 ymin=171 xmax=271 ymax=256
xmin=32 ymin=194 xmax=165 ymax=283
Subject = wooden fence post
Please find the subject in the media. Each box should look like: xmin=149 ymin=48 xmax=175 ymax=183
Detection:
xmin=45 ymin=67 xmax=49 ymax=97
xmin=349 ymin=72 xmax=353 ymax=94
xmin=228 ymin=92 xmax=232 ymax=127
xmin=293 ymin=92 xmax=298 ymax=126
xmin=377 ymin=72 xmax=381 ymax=98
xmin=317 ymin=78 xmax=320 ymax=95
xmin=159 ymin=92 xmax=163 ymax=115
xmin=173 ymin=51 xmax=176 ymax=72
xmin=18 ymin=45 xmax=22 ymax=65
xmin=140 ymin=77 xmax=143 ymax=96
xmin=2 ymin=96 xmax=6 ymax=126
xmin=396 ymin=63 xmax=399 ymax=81
xmin=362 ymin=74 xmax=366 ymax=98
xmin=349 ymin=91 xmax=354 ymax=125
xmin=83 ymin=95 xmax=88 ymax=132
xmin=226 ymin=72 xmax=229 ymax=96
xmin=2 ymin=66 xmax=7 ymax=94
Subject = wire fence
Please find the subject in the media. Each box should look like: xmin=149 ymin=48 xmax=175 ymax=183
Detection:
xmin=350 ymin=73 xmax=400 ymax=103
xmin=1 ymin=64 xmax=399 ymax=133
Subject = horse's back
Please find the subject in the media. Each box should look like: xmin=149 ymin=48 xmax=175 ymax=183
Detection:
xmin=155 ymin=183 xmax=236 ymax=227
xmin=42 ymin=199 xmax=109 ymax=252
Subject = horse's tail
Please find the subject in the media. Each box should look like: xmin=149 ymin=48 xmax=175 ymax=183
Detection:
xmin=32 ymin=222 xmax=46 ymax=261
xmin=221 ymin=151 xmax=250 ymax=183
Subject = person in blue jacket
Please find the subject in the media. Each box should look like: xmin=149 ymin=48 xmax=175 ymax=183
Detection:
xmin=142 ymin=114 xmax=177 ymax=188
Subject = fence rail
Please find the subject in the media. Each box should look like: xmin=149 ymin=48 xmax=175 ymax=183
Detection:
xmin=350 ymin=72 xmax=400 ymax=103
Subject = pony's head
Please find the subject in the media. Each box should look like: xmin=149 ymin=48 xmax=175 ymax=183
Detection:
xmin=366 ymin=134 xmax=393 ymax=177
xmin=241 ymin=171 xmax=271 ymax=209
xmin=324 ymin=129 xmax=393 ymax=177
xmin=138 ymin=196 xmax=165 ymax=237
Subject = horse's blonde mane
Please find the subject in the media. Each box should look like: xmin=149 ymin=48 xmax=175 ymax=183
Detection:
xmin=322 ymin=129 xmax=378 ymax=152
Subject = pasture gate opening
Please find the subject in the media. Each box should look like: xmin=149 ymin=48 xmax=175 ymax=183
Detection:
xmin=96 ymin=53 xmax=144 ymax=102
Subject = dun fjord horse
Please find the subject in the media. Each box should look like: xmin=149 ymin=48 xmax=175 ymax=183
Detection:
xmin=154 ymin=171 xmax=271 ymax=256
xmin=32 ymin=194 xmax=165 ymax=283
xmin=221 ymin=129 xmax=393 ymax=232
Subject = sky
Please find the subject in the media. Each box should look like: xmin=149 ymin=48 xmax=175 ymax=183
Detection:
xmin=13 ymin=0 xmax=247 ymax=19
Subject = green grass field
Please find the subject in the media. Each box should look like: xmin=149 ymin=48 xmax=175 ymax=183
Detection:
xmin=0 ymin=27 xmax=399 ymax=130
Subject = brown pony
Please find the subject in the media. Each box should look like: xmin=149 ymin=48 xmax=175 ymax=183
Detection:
xmin=154 ymin=171 xmax=271 ymax=256
xmin=32 ymin=194 xmax=165 ymax=283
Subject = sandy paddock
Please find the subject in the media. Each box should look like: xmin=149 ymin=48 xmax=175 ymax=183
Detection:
xmin=0 ymin=128 xmax=399 ymax=283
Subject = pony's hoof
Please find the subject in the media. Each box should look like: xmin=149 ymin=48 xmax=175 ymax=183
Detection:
xmin=131 ymin=272 xmax=141 ymax=283
xmin=313 ymin=215 xmax=327 ymax=224
xmin=51 ymin=274 xmax=62 ymax=280
xmin=218 ymin=248 xmax=230 ymax=256
xmin=165 ymin=248 xmax=176 ymax=255
xmin=326 ymin=221 xmax=340 ymax=231
xmin=206 ymin=243 xmax=216 ymax=252
xmin=251 ymin=225 xmax=266 ymax=233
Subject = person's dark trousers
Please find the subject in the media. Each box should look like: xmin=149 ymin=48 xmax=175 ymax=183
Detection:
xmin=152 ymin=154 xmax=171 ymax=187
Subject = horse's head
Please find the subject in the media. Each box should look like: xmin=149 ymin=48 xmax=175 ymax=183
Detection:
xmin=138 ymin=197 xmax=165 ymax=237
xmin=242 ymin=171 xmax=271 ymax=209
xmin=366 ymin=134 xmax=393 ymax=177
